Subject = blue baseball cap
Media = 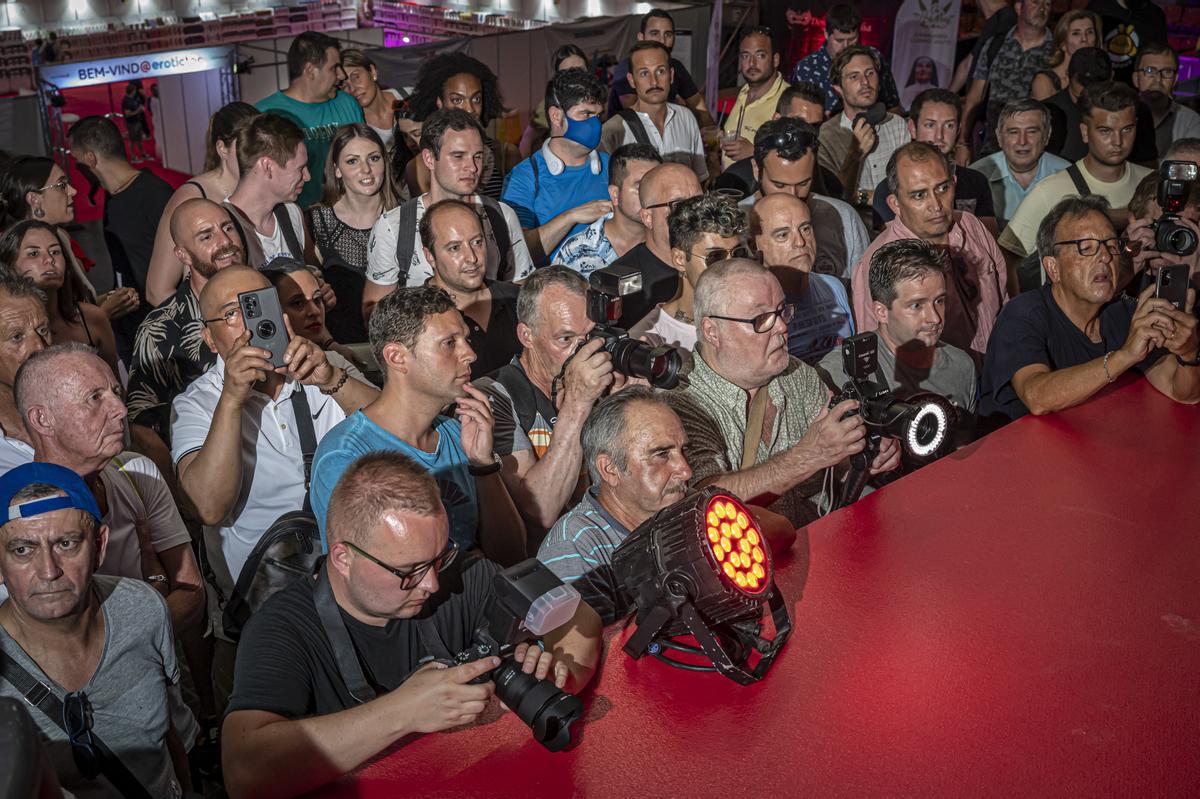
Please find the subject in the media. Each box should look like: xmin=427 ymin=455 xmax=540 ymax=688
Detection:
xmin=0 ymin=463 xmax=102 ymax=526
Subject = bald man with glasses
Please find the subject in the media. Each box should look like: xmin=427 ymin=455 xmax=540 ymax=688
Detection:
xmin=666 ymin=259 xmax=900 ymax=529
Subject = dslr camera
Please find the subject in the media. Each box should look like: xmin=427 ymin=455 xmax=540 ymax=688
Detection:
xmin=448 ymin=559 xmax=583 ymax=752
xmin=828 ymin=333 xmax=955 ymax=507
xmin=585 ymin=265 xmax=685 ymax=390
xmin=1150 ymin=160 xmax=1198 ymax=257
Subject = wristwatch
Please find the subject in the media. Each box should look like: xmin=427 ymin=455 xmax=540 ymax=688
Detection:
xmin=469 ymin=452 xmax=503 ymax=476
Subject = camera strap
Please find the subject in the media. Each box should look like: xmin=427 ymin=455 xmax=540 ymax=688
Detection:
xmin=313 ymin=562 xmax=377 ymax=705
xmin=1065 ymin=164 xmax=1091 ymax=198
xmin=741 ymin=387 xmax=770 ymax=470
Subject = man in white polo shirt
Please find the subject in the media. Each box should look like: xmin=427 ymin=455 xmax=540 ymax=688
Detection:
xmin=171 ymin=267 xmax=378 ymax=701
xmin=599 ymin=41 xmax=706 ymax=181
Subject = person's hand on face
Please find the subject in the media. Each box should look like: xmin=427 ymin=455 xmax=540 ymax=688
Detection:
xmin=455 ymin=383 xmax=497 ymax=468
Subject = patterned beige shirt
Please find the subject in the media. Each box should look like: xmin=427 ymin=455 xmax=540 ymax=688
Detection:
xmin=666 ymin=350 xmax=831 ymax=527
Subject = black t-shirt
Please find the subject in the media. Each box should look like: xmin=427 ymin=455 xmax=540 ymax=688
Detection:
xmin=980 ymin=283 xmax=1163 ymax=421
xmin=227 ymin=554 xmax=498 ymax=719
xmin=872 ymin=165 xmax=996 ymax=223
xmin=1087 ymin=0 xmax=1169 ymax=84
xmin=464 ymin=280 xmax=521 ymax=379
xmin=1045 ymin=89 xmax=1158 ymax=164
xmin=607 ymin=56 xmax=700 ymax=116
xmin=603 ymin=243 xmax=680 ymax=329
xmin=103 ymin=169 xmax=174 ymax=294
xmin=969 ymin=6 xmax=1018 ymax=63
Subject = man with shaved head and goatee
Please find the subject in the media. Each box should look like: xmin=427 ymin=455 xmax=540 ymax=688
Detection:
xmin=126 ymin=198 xmax=246 ymax=442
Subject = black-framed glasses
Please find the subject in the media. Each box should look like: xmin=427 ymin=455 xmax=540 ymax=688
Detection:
xmin=686 ymin=244 xmax=755 ymax=267
xmin=1051 ymin=237 xmax=1131 ymax=257
xmin=643 ymin=197 xmax=688 ymax=213
xmin=63 ymin=691 xmax=102 ymax=780
xmin=1136 ymin=66 xmax=1177 ymax=80
xmin=345 ymin=540 xmax=460 ymax=589
xmin=202 ymin=306 xmax=243 ymax=327
xmin=708 ymin=302 xmax=795 ymax=333
xmin=36 ymin=176 xmax=71 ymax=194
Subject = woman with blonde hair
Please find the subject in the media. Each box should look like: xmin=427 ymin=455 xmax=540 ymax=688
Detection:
xmin=1031 ymin=10 xmax=1101 ymax=101
xmin=144 ymin=101 xmax=257 ymax=306
xmin=305 ymin=123 xmax=397 ymax=343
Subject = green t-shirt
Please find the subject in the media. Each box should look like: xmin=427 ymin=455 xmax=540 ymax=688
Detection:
xmin=255 ymin=90 xmax=364 ymax=208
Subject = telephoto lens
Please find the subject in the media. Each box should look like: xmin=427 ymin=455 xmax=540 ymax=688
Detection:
xmin=491 ymin=659 xmax=582 ymax=751
xmin=1154 ymin=219 xmax=1198 ymax=257
xmin=591 ymin=327 xmax=684 ymax=389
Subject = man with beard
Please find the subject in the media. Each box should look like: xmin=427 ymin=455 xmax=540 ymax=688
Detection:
xmin=1132 ymin=43 xmax=1200 ymax=158
xmin=537 ymin=387 xmax=694 ymax=625
xmin=818 ymin=45 xmax=911 ymax=203
xmin=421 ymin=199 xmax=521 ymax=378
xmin=789 ymin=3 xmax=900 ymax=115
xmin=720 ymin=28 xmax=789 ymax=168
xmin=852 ymin=142 xmax=1009 ymax=364
xmin=751 ymin=193 xmax=854 ymax=365
xmin=982 ymin=195 xmax=1200 ymax=421
xmin=999 ymin=82 xmax=1151 ymax=286
xmin=127 ymin=199 xmax=245 ymax=443
xmin=818 ymin=239 xmax=977 ymax=422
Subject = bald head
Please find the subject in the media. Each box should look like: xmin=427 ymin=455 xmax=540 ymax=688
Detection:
xmin=14 ymin=342 xmax=104 ymax=417
xmin=751 ymin=193 xmax=814 ymax=271
xmin=638 ymin=162 xmax=703 ymax=208
xmin=171 ymin=198 xmax=244 ymax=279
xmin=199 ymin=265 xmax=268 ymax=319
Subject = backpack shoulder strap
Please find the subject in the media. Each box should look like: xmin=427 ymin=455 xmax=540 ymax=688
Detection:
xmin=1065 ymin=163 xmax=1091 ymax=197
xmin=272 ymin=204 xmax=305 ymax=261
xmin=288 ymin=387 xmax=318 ymax=508
xmin=616 ymin=107 xmax=652 ymax=147
xmin=477 ymin=196 xmax=513 ymax=278
xmin=393 ymin=198 xmax=422 ymax=287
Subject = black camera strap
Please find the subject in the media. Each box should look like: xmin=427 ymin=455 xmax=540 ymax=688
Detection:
xmin=289 ymin=387 xmax=317 ymax=514
xmin=0 ymin=651 xmax=154 ymax=799
xmin=313 ymin=562 xmax=377 ymax=705
xmin=1065 ymin=164 xmax=1092 ymax=198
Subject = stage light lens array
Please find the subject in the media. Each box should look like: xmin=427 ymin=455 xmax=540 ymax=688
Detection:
xmin=705 ymin=496 xmax=768 ymax=595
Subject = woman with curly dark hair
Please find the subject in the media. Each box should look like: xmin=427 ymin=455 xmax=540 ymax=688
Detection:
xmin=405 ymin=52 xmax=519 ymax=200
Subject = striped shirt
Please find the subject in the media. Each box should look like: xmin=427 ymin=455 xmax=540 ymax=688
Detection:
xmin=537 ymin=489 xmax=632 ymax=625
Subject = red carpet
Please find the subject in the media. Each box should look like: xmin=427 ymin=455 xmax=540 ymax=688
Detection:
xmin=58 ymin=80 xmax=193 ymax=224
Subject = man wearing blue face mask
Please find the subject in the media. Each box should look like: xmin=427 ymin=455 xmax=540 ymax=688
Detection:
xmin=502 ymin=69 xmax=614 ymax=264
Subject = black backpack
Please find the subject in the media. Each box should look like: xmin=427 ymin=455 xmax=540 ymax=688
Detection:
xmin=219 ymin=388 xmax=322 ymax=641
xmin=393 ymin=196 xmax=513 ymax=284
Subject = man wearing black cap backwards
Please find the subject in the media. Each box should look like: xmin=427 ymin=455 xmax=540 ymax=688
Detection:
xmin=0 ymin=462 xmax=189 ymax=798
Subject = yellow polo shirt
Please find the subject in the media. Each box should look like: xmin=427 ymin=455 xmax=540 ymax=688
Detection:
xmin=721 ymin=72 xmax=788 ymax=167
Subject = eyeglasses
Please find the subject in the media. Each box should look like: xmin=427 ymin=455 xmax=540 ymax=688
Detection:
xmin=643 ymin=197 xmax=688 ymax=213
xmin=686 ymin=244 xmax=755 ymax=267
xmin=202 ymin=306 xmax=243 ymax=327
xmin=1137 ymin=66 xmax=1177 ymax=80
xmin=36 ymin=176 xmax=71 ymax=194
xmin=344 ymin=540 xmax=460 ymax=589
xmin=1051 ymin=237 xmax=1133 ymax=257
xmin=63 ymin=691 xmax=102 ymax=780
xmin=707 ymin=302 xmax=795 ymax=333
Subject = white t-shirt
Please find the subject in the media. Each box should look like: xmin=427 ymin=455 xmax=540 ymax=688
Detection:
xmin=365 ymin=194 xmax=534 ymax=287
xmin=0 ymin=429 xmax=33 ymax=473
xmin=170 ymin=359 xmax=349 ymax=630
xmin=258 ymin=202 xmax=307 ymax=263
xmin=629 ymin=305 xmax=698 ymax=351
xmin=368 ymin=88 xmax=404 ymax=148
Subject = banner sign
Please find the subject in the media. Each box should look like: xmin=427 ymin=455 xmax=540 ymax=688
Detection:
xmin=705 ymin=0 xmax=723 ymax=114
xmin=891 ymin=0 xmax=962 ymax=111
xmin=39 ymin=46 xmax=234 ymax=89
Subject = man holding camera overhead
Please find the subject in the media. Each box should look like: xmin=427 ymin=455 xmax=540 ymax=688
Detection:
xmin=667 ymin=259 xmax=900 ymax=529
xmin=222 ymin=451 xmax=601 ymax=799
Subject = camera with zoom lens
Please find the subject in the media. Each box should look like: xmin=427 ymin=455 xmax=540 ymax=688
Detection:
xmin=447 ymin=559 xmax=583 ymax=752
xmin=585 ymin=266 xmax=685 ymax=390
xmin=828 ymin=333 xmax=956 ymax=508
xmin=1150 ymin=160 xmax=1198 ymax=257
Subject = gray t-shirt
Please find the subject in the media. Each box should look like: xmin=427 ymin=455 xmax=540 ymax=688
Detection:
xmin=537 ymin=489 xmax=632 ymax=625
xmin=814 ymin=340 xmax=978 ymax=414
xmin=0 ymin=576 xmax=182 ymax=799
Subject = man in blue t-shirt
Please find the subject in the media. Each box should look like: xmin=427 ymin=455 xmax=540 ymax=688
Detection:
xmin=311 ymin=285 xmax=527 ymax=565
xmin=751 ymin=193 xmax=854 ymax=365
xmin=256 ymin=31 xmax=364 ymax=208
xmin=981 ymin=195 xmax=1200 ymax=423
xmin=502 ymin=68 xmax=613 ymax=263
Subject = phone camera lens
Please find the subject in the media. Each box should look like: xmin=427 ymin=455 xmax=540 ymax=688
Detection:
xmin=257 ymin=320 xmax=276 ymax=339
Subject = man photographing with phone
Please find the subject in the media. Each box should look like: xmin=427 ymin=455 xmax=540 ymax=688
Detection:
xmin=981 ymin=195 xmax=1200 ymax=423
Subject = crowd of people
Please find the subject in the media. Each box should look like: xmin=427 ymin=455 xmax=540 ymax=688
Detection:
xmin=0 ymin=3 xmax=1198 ymax=796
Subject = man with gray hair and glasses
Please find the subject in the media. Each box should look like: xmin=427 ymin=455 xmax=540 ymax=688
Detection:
xmin=970 ymin=99 xmax=1069 ymax=228
xmin=981 ymin=195 xmax=1200 ymax=423
xmin=667 ymin=259 xmax=899 ymax=530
